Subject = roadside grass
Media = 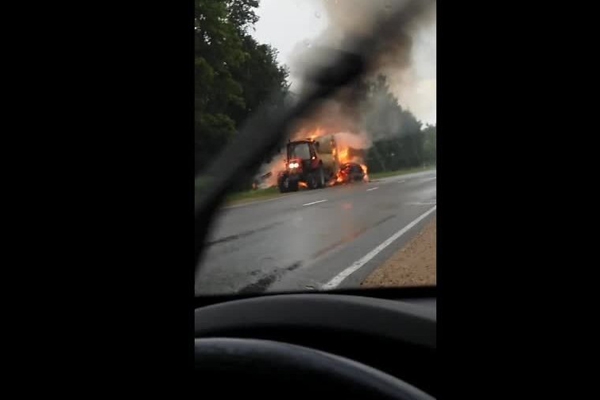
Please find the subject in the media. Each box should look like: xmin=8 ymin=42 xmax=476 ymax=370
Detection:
xmin=197 ymin=165 xmax=436 ymax=207
xmin=225 ymin=186 xmax=283 ymax=205
xmin=195 ymin=176 xmax=284 ymax=207
xmin=369 ymin=165 xmax=436 ymax=180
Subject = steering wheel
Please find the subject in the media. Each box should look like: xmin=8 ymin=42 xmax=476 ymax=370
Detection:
xmin=195 ymin=337 xmax=435 ymax=400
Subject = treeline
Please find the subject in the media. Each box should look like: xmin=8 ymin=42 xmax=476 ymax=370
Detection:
xmin=195 ymin=0 xmax=289 ymax=175
xmin=361 ymin=75 xmax=436 ymax=173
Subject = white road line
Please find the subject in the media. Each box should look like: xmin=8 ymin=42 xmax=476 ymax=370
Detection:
xmin=321 ymin=205 xmax=437 ymax=290
xmin=366 ymin=187 xmax=379 ymax=191
xmin=408 ymin=201 xmax=436 ymax=206
xmin=396 ymin=180 xmax=406 ymax=184
xmin=303 ymin=199 xmax=328 ymax=206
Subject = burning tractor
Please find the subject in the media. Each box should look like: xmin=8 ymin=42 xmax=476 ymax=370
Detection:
xmin=277 ymin=135 xmax=339 ymax=193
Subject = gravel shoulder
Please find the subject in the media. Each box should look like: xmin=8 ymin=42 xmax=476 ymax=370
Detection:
xmin=361 ymin=217 xmax=436 ymax=288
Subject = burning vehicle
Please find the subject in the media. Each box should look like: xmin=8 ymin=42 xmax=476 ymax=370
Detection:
xmin=277 ymin=135 xmax=339 ymax=193
xmin=337 ymin=162 xmax=368 ymax=184
xmin=253 ymin=129 xmax=370 ymax=193
xmin=272 ymin=130 xmax=371 ymax=193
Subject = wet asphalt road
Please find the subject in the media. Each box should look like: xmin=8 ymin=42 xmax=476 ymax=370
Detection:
xmin=195 ymin=170 xmax=437 ymax=295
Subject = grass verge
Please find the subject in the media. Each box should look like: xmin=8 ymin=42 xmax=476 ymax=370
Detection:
xmin=203 ymin=165 xmax=436 ymax=207
xmin=224 ymin=186 xmax=283 ymax=206
xmin=369 ymin=165 xmax=436 ymax=180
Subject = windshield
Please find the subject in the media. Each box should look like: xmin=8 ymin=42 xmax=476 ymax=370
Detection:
xmin=288 ymin=142 xmax=311 ymax=161
xmin=195 ymin=0 xmax=436 ymax=296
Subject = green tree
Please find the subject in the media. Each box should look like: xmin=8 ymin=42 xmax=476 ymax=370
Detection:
xmin=226 ymin=0 xmax=259 ymax=32
xmin=195 ymin=0 xmax=245 ymax=172
xmin=422 ymin=124 xmax=436 ymax=165
xmin=361 ymin=75 xmax=427 ymax=172
xmin=195 ymin=0 xmax=289 ymax=176
xmin=227 ymin=35 xmax=289 ymax=127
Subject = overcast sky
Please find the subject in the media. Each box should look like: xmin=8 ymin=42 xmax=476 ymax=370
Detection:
xmin=252 ymin=0 xmax=327 ymax=71
xmin=251 ymin=0 xmax=436 ymax=125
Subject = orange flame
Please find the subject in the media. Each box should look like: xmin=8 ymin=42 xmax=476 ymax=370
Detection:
xmin=259 ymin=127 xmax=370 ymax=189
xmin=361 ymin=163 xmax=369 ymax=182
xmin=338 ymin=148 xmax=350 ymax=163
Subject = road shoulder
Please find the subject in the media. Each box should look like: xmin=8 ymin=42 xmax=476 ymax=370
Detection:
xmin=361 ymin=217 xmax=436 ymax=288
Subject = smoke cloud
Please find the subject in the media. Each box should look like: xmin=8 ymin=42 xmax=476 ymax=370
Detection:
xmin=290 ymin=0 xmax=436 ymax=126
xmin=255 ymin=0 xmax=436 ymax=187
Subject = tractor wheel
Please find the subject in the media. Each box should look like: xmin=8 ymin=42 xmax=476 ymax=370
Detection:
xmin=317 ymin=167 xmax=326 ymax=188
xmin=307 ymin=172 xmax=319 ymax=190
xmin=278 ymin=176 xmax=289 ymax=193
